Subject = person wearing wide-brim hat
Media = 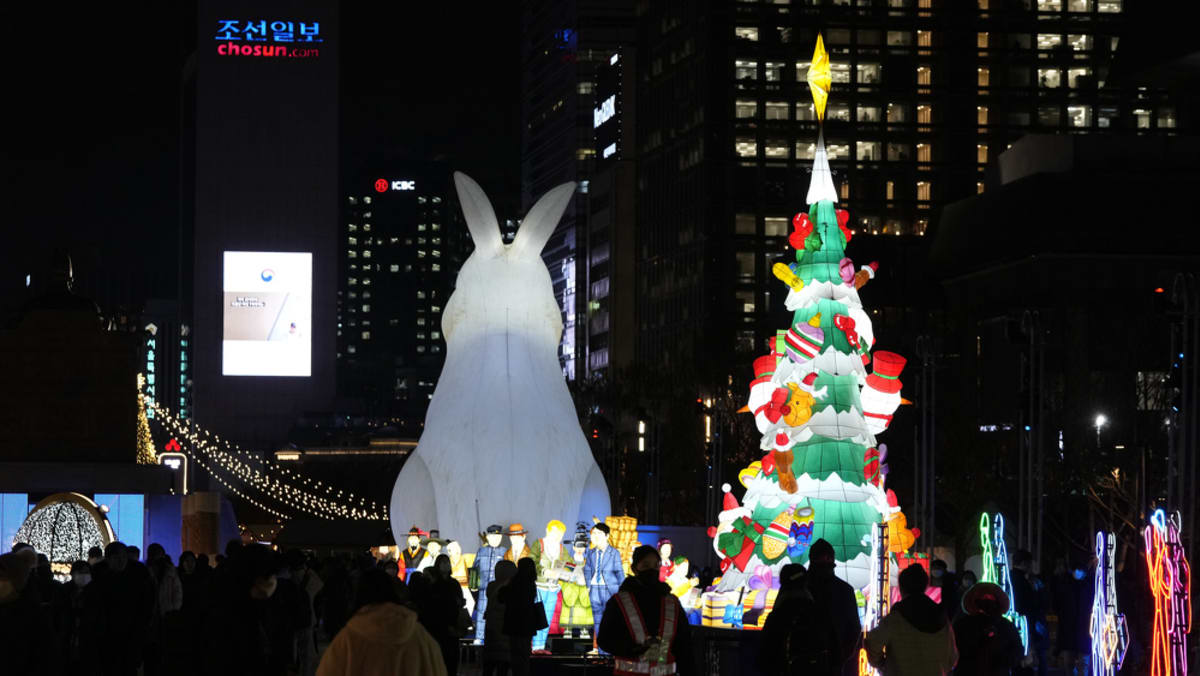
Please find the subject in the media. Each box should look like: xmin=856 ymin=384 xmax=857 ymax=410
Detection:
xmin=503 ymin=524 xmax=532 ymax=562
xmin=952 ymin=581 xmax=1023 ymax=676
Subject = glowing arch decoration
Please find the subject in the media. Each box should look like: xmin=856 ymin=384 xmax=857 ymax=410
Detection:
xmin=1144 ymin=509 xmax=1191 ymax=676
xmin=979 ymin=512 xmax=1029 ymax=653
xmin=13 ymin=492 xmax=115 ymax=577
xmin=1089 ymin=531 xmax=1129 ymax=676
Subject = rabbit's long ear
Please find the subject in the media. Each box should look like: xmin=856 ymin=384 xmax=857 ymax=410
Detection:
xmin=454 ymin=172 xmax=504 ymax=258
xmin=510 ymin=181 xmax=576 ymax=259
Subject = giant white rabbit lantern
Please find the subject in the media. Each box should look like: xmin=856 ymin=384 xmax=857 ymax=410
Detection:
xmin=390 ymin=173 xmax=612 ymax=545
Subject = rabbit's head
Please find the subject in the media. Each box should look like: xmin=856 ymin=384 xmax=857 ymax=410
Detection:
xmin=442 ymin=172 xmax=576 ymax=346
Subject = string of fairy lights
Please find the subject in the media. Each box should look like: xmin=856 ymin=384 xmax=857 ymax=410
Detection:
xmin=146 ymin=401 xmax=388 ymax=521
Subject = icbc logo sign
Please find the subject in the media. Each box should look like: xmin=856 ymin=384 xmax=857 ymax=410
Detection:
xmin=374 ymin=179 xmax=416 ymax=193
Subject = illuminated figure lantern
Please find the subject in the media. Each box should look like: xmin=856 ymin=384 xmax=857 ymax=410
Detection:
xmin=389 ymin=173 xmax=612 ymax=545
xmin=559 ymin=526 xmax=594 ymax=638
xmin=584 ymin=522 xmax=624 ymax=650
xmin=530 ymin=520 xmax=570 ymax=652
xmin=400 ymin=526 xmax=425 ymax=579
xmin=1089 ymin=531 xmax=1129 ymax=676
xmin=860 ymin=352 xmax=906 ymax=435
xmin=470 ymin=524 xmax=509 ymax=644
xmin=416 ymin=530 xmax=445 ymax=572
xmin=709 ymin=32 xmax=912 ymax=599
xmin=1144 ymin=509 xmax=1191 ymax=676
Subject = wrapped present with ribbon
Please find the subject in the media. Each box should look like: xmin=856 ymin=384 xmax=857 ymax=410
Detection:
xmin=787 ymin=505 xmax=816 ymax=558
xmin=717 ymin=516 xmax=764 ymax=572
xmin=785 ymin=317 xmax=825 ymax=363
xmin=741 ymin=565 xmax=781 ymax=628
xmin=701 ymin=590 xmax=746 ymax=629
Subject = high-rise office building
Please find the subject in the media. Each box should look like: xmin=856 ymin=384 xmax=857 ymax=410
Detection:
xmin=337 ymin=170 xmax=468 ymax=431
xmin=185 ymin=0 xmax=338 ymax=446
xmin=633 ymin=0 xmax=1180 ymax=378
xmin=520 ymin=0 xmax=636 ymax=381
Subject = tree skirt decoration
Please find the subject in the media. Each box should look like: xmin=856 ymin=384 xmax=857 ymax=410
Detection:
xmin=707 ymin=34 xmax=916 ymax=627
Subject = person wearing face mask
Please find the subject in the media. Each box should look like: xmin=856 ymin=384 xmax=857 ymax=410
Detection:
xmin=597 ymin=545 xmax=696 ymax=676
xmin=62 ymin=561 xmax=92 ymax=671
xmin=0 ymin=547 xmax=52 ymax=674
xmin=203 ymin=543 xmax=310 ymax=675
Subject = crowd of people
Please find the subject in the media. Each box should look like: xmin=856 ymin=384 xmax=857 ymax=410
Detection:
xmin=0 ymin=534 xmax=1151 ymax=676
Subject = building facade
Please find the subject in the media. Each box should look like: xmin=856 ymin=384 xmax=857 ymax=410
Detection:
xmin=521 ymin=0 xmax=637 ymax=381
xmin=633 ymin=0 xmax=1179 ymax=380
xmin=338 ymin=170 xmax=468 ymax=432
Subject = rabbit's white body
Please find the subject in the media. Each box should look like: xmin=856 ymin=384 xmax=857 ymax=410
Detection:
xmin=389 ymin=173 xmax=611 ymax=544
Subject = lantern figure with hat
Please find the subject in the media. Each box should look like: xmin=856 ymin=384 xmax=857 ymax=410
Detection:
xmin=471 ymin=524 xmax=509 ymax=644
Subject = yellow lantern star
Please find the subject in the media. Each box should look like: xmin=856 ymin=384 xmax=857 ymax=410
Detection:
xmin=807 ymin=33 xmax=832 ymax=122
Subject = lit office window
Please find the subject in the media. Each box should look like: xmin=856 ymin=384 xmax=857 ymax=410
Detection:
xmin=363 ymin=196 xmax=372 ymax=204
xmin=736 ymin=290 xmax=756 ymax=313
xmin=916 ymin=182 xmax=931 ymax=201
xmin=916 ymin=66 xmax=931 ymax=86
xmin=1133 ymin=109 xmax=1151 ymax=129
xmin=916 ymin=219 xmax=929 ymax=235
xmin=856 ymin=141 xmax=881 ymax=161
xmin=840 ymin=182 xmax=850 ymax=200
xmin=886 ymin=181 xmax=895 ymax=200
xmin=887 ymin=143 xmax=912 ymax=161
xmin=887 ymin=31 xmax=912 ymax=47
xmin=765 ymin=101 xmax=788 ymax=120
xmin=432 ymin=250 xmax=441 ymax=258
xmin=363 ymin=224 xmax=371 ymax=232
xmin=887 ymin=103 xmax=910 ymax=123
xmin=977 ymin=144 xmax=988 ymax=164
xmin=764 ymin=140 xmax=788 ymax=158
xmin=417 ymin=291 xmax=426 ymax=299
xmin=857 ymin=63 xmax=881 ymax=84
xmin=347 ymin=223 xmax=357 ymax=232
xmin=1038 ymin=106 xmax=1062 ymax=127
xmin=1158 ymin=108 xmax=1177 ymax=129
xmin=417 ymin=250 xmax=426 ymax=258
xmin=764 ymin=217 xmax=788 ymax=236
xmin=917 ymin=105 xmax=932 ymax=124
xmin=736 ymin=253 xmax=756 ymax=281
xmin=417 ymin=318 xmax=426 ymax=326
xmin=735 ymin=99 xmax=757 ymax=118
xmin=735 ymin=213 xmax=756 ymax=234
xmin=1067 ymin=67 xmax=1091 ymax=88
xmin=348 ymin=278 xmax=357 ymax=286
xmin=977 ymin=32 xmax=989 ymax=49
xmin=977 ymin=106 xmax=989 ymax=125
xmin=857 ymin=105 xmax=881 ymax=122
xmin=735 ymin=27 xmax=759 ymax=41
xmin=432 ymin=263 xmax=441 ymax=272
xmin=796 ymin=142 xmax=815 ymax=160
xmin=432 ymin=331 xmax=441 ymax=340
xmin=1037 ymin=33 xmax=1062 ymax=50
xmin=826 ymin=143 xmax=850 ymax=160
xmin=977 ymin=182 xmax=985 ymax=194
xmin=432 ymin=306 xmax=441 ymax=313
xmin=828 ymin=104 xmax=851 ymax=121
xmin=362 ymin=331 xmax=371 ymax=340
xmin=348 ymin=250 xmax=357 ymax=259
xmin=417 ymin=346 xmax=426 ymax=353
xmin=389 ymin=264 xmax=399 ymax=273
xmin=362 ymin=278 xmax=371 ymax=286
xmin=977 ymin=67 xmax=990 ymax=87
xmin=735 ymin=137 xmax=758 ymax=157
xmin=1037 ymin=0 xmax=1062 ymax=10
xmin=796 ymin=103 xmax=816 ymax=121
xmin=765 ymin=62 xmax=785 ymax=82
xmin=1038 ymin=68 xmax=1062 ymax=88
xmin=917 ymin=143 xmax=931 ymax=162
xmin=917 ymin=30 xmax=932 ymax=47
xmin=831 ymin=63 xmax=851 ymax=84
xmin=1098 ymin=0 xmax=1120 ymax=11
xmin=1067 ymin=0 xmax=1091 ymax=10
xmin=1068 ymin=34 xmax=1093 ymax=51
xmin=1067 ymin=105 xmax=1092 ymax=127
xmin=417 ymin=333 xmax=426 ymax=340
xmin=362 ymin=304 xmax=370 ymax=312
xmin=735 ymin=60 xmax=758 ymax=80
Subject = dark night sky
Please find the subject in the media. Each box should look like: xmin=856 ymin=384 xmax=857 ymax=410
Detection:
xmin=0 ymin=3 xmax=520 ymax=317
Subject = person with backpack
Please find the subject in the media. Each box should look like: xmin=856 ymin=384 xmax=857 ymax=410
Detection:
xmin=953 ymin=582 xmax=1023 ymax=676
xmin=759 ymin=564 xmax=839 ymax=675
xmin=866 ymin=564 xmax=958 ymax=676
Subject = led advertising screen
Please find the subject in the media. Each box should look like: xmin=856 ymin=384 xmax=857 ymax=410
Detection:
xmin=222 ymin=251 xmax=312 ymax=376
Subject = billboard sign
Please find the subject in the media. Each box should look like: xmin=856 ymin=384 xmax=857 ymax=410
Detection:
xmin=222 ymin=251 xmax=312 ymax=377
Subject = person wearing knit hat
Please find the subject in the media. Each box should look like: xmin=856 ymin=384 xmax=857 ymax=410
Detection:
xmin=596 ymin=544 xmax=696 ymax=674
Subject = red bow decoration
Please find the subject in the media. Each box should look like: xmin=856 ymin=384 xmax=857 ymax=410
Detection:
xmin=834 ymin=314 xmax=860 ymax=350
xmin=756 ymin=387 xmax=791 ymax=424
xmin=790 ymin=212 xmax=813 ymax=250
xmin=836 ymin=209 xmax=852 ymax=243
xmin=761 ymin=452 xmax=776 ymax=475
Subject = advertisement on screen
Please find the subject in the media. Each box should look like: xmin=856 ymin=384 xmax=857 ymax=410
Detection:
xmin=222 ymin=251 xmax=312 ymax=376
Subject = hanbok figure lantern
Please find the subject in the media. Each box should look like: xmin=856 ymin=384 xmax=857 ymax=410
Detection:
xmin=560 ymin=527 xmax=594 ymax=638
xmin=400 ymin=526 xmax=426 ymax=579
xmin=530 ymin=520 xmax=570 ymax=652
xmin=860 ymin=351 xmax=906 ymax=434
xmin=445 ymin=540 xmax=475 ymax=616
xmin=657 ymin=538 xmax=674 ymax=582
xmin=471 ymin=524 xmax=509 ymax=644
xmin=416 ymin=530 xmax=445 ymax=572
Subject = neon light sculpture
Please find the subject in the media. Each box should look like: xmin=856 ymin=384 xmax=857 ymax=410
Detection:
xmin=1145 ymin=509 xmax=1191 ymax=676
xmin=709 ymin=33 xmax=910 ymax=601
xmin=1089 ymin=531 xmax=1129 ymax=676
xmin=979 ymin=512 xmax=1029 ymax=653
